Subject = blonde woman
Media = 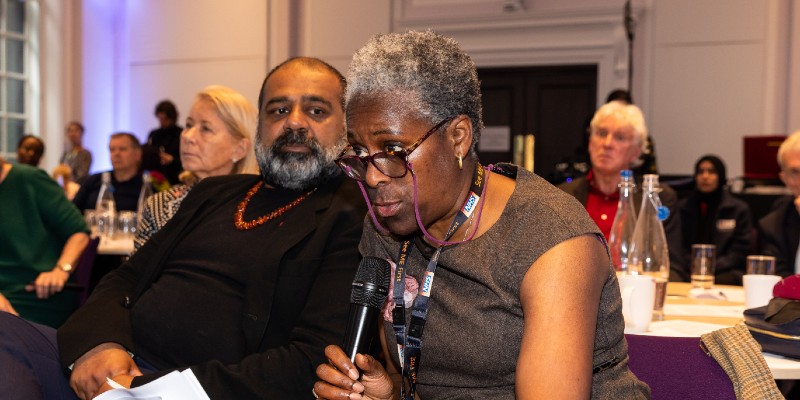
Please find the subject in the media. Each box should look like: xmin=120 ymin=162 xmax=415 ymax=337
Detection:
xmin=133 ymin=86 xmax=258 ymax=252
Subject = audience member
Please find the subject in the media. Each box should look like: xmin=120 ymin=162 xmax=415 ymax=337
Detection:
xmin=605 ymin=89 xmax=658 ymax=175
xmin=0 ymin=56 xmax=365 ymax=400
xmin=16 ymin=134 xmax=45 ymax=167
xmin=72 ymin=133 xmax=146 ymax=212
xmin=314 ymin=30 xmax=649 ymax=399
xmin=679 ymin=155 xmax=753 ymax=285
xmin=558 ymin=101 xmax=686 ymax=281
xmin=133 ymin=85 xmax=259 ymax=252
xmin=52 ymin=164 xmax=81 ymax=201
xmin=0 ymin=159 xmax=89 ymax=327
xmin=144 ymin=100 xmax=183 ymax=185
xmin=60 ymin=121 xmax=93 ymax=184
xmin=758 ymin=131 xmax=800 ymax=276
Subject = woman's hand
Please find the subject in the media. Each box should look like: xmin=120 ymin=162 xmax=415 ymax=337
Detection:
xmin=314 ymin=345 xmax=395 ymax=400
xmin=27 ymin=269 xmax=70 ymax=299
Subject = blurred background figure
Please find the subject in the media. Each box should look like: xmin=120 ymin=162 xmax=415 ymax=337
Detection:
xmin=758 ymin=131 xmax=800 ymax=277
xmin=72 ymin=133 xmax=146 ymax=213
xmin=59 ymin=121 xmax=92 ymax=184
xmin=679 ymin=155 xmax=753 ymax=285
xmin=133 ymin=85 xmax=258 ymax=252
xmin=16 ymin=134 xmax=45 ymax=168
xmin=143 ymin=99 xmax=183 ymax=185
xmin=51 ymin=164 xmax=81 ymax=201
xmin=558 ymin=101 xmax=686 ymax=281
xmin=0 ymin=159 xmax=89 ymax=327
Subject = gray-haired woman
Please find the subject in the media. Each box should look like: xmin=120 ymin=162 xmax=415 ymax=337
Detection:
xmin=314 ymin=30 xmax=649 ymax=399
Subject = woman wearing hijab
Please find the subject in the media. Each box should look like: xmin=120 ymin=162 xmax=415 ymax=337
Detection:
xmin=679 ymin=155 xmax=753 ymax=285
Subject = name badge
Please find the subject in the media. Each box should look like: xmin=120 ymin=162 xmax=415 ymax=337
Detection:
xmin=717 ymin=219 xmax=736 ymax=231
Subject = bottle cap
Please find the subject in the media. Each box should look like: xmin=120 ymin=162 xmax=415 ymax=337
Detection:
xmin=620 ymin=169 xmax=633 ymax=179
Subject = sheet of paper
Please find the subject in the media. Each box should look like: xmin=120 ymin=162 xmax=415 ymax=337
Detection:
xmin=94 ymin=369 xmax=209 ymax=400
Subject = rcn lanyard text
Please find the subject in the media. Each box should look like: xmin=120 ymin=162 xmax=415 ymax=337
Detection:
xmin=392 ymin=164 xmax=485 ymax=400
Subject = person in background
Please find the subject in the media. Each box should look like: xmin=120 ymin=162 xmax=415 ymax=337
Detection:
xmin=604 ymin=89 xmax=657 ymax=175
xmin=558 ymin=101 xmax=686 ymax=281
xmin=16 ymin=134 xmax=45 ymax=167
xmin=144 ymin=100 xmax=183 ymax=185
xmin=0 ymin=158 xmax=89 ymax=327
xmin=679 ymin=155 xmax=753 ymax=285
xmin=52 ymin=164 xmax=81 ymax=201
xmin=133 ymin=85 xmax=259 ymax=252
xmin=60 ymin=121 xmax=93 ymax=184
xmin=314 ymin=30 xmax=649 ymax=399
xmin=72 ymin=132 xmax=146 ymax=212
xmin=758 ymin=130 xmax=800 ymax=277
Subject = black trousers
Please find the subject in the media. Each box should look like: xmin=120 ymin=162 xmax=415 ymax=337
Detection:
xmin=0 ymin=311 xmax=76 ymax=399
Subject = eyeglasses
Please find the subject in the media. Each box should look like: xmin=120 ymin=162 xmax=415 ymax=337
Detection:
xmin=336 ymin=118 xmax=452 ymax=181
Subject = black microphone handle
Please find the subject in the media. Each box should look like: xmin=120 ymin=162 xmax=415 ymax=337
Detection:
xmin=342 ymin=303 xmax=381 ymax=362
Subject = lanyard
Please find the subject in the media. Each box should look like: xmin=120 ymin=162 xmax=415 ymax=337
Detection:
xmin=393 ymin=164 xmax=486 ymax=400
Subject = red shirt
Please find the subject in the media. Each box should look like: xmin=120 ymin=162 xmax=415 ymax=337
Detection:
xmin=584 ymin=170 xmax=619 ymax=239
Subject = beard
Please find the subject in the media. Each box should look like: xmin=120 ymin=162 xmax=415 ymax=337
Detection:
xmin=255 ymin=127 xmax=343 ymax=191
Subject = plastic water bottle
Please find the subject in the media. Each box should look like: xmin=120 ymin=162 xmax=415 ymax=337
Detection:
xmin=95 ymin=172 xmax=117 ymax=238
xmin=628 ymin=174 xmax=670 ymax=321
xmin=609 ymin=169 xmax=637 ymax=273
xmin=136 ymin=171 xmax=154 ymax=227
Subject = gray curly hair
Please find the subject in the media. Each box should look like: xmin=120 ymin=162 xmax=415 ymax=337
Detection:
xmin=346 ymin=30 xmax=483 ymax=150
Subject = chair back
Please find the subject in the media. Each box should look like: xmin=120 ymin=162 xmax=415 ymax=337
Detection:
xmin=73 ymin=237 xmax=100 ymax=306
xmin=625 ymin=334 xmax=735 ymax=399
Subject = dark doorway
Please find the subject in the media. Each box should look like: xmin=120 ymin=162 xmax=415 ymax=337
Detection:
xmin=478 ymin=65 xmax=597 ymax=183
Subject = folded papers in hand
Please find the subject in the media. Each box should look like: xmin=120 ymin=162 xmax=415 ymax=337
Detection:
xmin=93 ymin=369 xmax=209 ymax=400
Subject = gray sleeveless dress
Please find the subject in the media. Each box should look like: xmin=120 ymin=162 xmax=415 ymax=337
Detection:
xmin=359 ymin=165 xmax=650 ymax=399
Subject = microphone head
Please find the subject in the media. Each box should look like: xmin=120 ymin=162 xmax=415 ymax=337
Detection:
xmin=351 ymin=257 xmax=391 ymax=309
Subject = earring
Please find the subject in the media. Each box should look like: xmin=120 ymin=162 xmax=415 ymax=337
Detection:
xmin=457 ymin=155 xmax=463 ymax=170
xmin=232 ymin=157 xmax=238 ymax=163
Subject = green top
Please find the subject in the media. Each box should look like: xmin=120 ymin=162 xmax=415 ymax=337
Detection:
xmin=0 ymin=164 xmax=88 ymax=327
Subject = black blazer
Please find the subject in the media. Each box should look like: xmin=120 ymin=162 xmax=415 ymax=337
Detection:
xmin=758 ymin=195 xmax=800 ymax=277
xmin=678 ymin=191 xmax=754 ymax=284
xmin=558 ymin=176 xmax=687 ymax=281
xmin=58 ymin=174 xmax=367 ymax=398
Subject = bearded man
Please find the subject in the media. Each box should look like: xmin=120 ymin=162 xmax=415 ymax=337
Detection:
xmin=0 ymin=58 xmax=366 ymax=400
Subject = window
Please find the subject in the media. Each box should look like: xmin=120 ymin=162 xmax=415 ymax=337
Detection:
xmin=1 ymin=0 xmax=37 ymax=161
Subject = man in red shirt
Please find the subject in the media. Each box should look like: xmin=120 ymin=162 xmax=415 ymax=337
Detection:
xmin=559 ymin=101 xmax=686 ymax=281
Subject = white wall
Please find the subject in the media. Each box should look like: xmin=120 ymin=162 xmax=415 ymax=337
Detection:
xmin=647 ymin=0 xmax=794 ymax=176
xmin=42 ymin=0 xmax=799 ymax=178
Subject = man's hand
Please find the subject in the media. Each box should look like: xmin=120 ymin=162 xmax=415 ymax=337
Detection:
xmin=159 ymin=150 xmax=174 ymax=166
xmin=70 ymin=343 xmax=142 ymax=400
xmin=95 ymin=374 xmax=135 ymax=397
xmin=0 ymin=292 xmax=19 ymax=316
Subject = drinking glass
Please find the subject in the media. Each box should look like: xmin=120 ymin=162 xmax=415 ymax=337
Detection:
xmin=746 ymin=255 xmax=776 ymax=275
xmin=117 ymin=211 xmax=137 ymax=239
xmin=84 ymin=209 xmax=98 ymax=237
xmin=690 ymin=244 xmax=716 ymax=289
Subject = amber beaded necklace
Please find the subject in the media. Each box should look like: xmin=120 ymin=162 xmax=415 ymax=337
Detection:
xmin=234 ymin=181 xmax=316 ymax=230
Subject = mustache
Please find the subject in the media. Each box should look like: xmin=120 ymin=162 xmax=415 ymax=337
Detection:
xmin=271 ymin=128 xmax=321 ymax=155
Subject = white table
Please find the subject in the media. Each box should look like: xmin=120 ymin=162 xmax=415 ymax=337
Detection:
xmin=630 ymin=282 xmax=800 ymax=380
xmin=97 ymin=236 xmax=134 ymax=256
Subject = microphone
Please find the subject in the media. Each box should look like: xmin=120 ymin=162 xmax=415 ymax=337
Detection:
xmin=342 ymin=256 xmax=392 ymax=361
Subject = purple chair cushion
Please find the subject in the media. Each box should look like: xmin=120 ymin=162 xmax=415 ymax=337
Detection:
xmin=625 ymin=334 xmax=735 ymax=400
